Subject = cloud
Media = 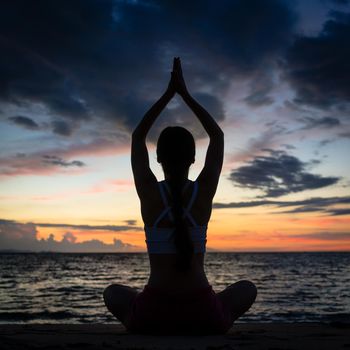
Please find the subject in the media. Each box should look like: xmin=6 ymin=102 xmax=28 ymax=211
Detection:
xmin=326 ymin=208 xmax=350 ymax=216
xmin=243 ymin=90 xmax=274 ymax=107
xmin=229 ymin=124 xmax=287 ymax=163
xmin=0 ymin=0 xmax=297 ymax=135
xmin=319 ymin=138 xmax=335 ymax=147
xmin=42 ymin=155 xmax=85 ymax=167
xmin=288 ymin=232 xmax=350 ymax=241
xmin=34 ymin=221 xmax=142 ymax=232
xmin=300 ymin=116 xmax=341 ymax=130
xmin=242 ymin=70 xmax=275 ymax=107
xmin=213 ymin=195 xmax=350 ymax=215
xmin=282 ymin=144 xmax=296 ymax=150
xmin=327 ymin=0 xmax=350 ymax=5
xmin=339 ymin=131 xmax=350 ymax=138
xmin=124 ymin=219 xmax=137 ymax=226
xmin=229 ymin=150 xmax=340 ymax=197
xmin=8 ymin=115 xmax=39 ymax=129
xmin=285 ymin=10 xmax=350 ymax=109
xmin=0 ymin=135 xmax=129 ymax=176
xmin=51 ymin=120 xmax=72 ymax=136
xmin=7 ymin=115 xmax=75 ymax=136
xmin=0 ymin=219 xmax=142 ymax=252
xmin=213 ymin=200 xmax=275 ymax=209
xmin=278 ymin=206 xmax=328 ymax=214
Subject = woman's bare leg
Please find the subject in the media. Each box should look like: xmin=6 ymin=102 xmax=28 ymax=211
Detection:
xmin=103 ymin=284 xmax=139 ymax=327
xmin=216 ymin=280 xmax=257 ymax=324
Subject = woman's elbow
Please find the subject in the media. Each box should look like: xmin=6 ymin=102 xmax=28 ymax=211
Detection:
xmin=132 ymin=129 xmax=144 ymax=141
xmin=210 ymin=128 xmax=224 ymax=140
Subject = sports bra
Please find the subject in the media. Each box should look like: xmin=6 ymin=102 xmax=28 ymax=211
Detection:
xmin=144 ymin=180 xmax=207 ymax=254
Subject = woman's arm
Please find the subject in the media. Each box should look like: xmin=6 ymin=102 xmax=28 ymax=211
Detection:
xmin=181 ymin=92 xmax=224 ymax=138
xmin=173 ymin=57 xmax=224 ymax=197
xmin=131 ymin=73 xmax=175 ymax=199
xmin=132 ymin=88 xmax=174 ymax=140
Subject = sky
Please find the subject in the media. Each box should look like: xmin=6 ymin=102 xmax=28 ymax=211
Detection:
xmin=1 ymin=0 xmax=350 ymax=252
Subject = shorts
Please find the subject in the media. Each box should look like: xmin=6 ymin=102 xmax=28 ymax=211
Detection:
xmin=126 ymin=284 xmax=232 ymax=335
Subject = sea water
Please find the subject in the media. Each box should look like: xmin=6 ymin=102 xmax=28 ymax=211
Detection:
xmin=0 ymin=252 xmax=349 ymax=324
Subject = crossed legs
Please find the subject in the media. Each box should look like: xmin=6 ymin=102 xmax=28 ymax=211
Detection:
xmin=216 ymin=280 xmax=257 ymax=324
xmin=103 ymin=280 xmax=257 ymax=330
xmin=103 ymin=284 xmax=139 ymax=328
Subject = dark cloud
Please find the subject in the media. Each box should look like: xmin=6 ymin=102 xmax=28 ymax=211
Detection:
xmin=282 ymin=144 xmax=296 ymax=150
xmin=319 ymin=138 xmax=335 ymax=147
xmin=288 ymin=232 xmax=350 ymax=241
xmin=228 ymin=150 xmax=340 ymax=197
xmin=42 ymin=155 xmax=85 ymax=167
xmin=7 ymin=115 xmax=75 ymax=137
xmin=0 ymin=219 xmax=141 ymax=252
xmin=0 ymin=136 xmax=127 ymax=176
xmin=35 ymin=221 xmax=142 ymax=231
xmin=339 ymin=131 xmax=350 ymax=138
xmin=15 ymin=152 xmax=26 ymax=158
xmin=326 ymin=208 xmax=350 ymax=215
xmin=243 ymin=70 xmax=275 ymax=107
xmin=0 ymin=0 xmax=297 ymax=135
xmin=327 ymin=0 xmax=350 ymax=5
xmin=8 ymin=115 xmax=39 ymax=129
xmin=0 ymin=1 xmax=94 ymax=120
xmin=213 ymin=200 xmax=275 ymax=209
xmin=300 ymin=116 xmax=341 ymax=130
xmin=124 ymin=219 xmax=137 ymax=226
xmin=213 ymin=195 xmax=350 ymax=215
xmin=214 ymin=195 xmax=350 ymax=208
xmin=278 ymin=206 xmax=326 ymax=214
xmin=51 ymin=120 xmax=73 ymax=136
xmin=243 ymin=91 xmax=274 ymax=107
xmin=285 ymin=11 xmax=350 ymax=108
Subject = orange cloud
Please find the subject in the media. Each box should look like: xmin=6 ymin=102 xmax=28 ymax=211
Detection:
xmin=0 ymin=137 xmax=130 ymax=177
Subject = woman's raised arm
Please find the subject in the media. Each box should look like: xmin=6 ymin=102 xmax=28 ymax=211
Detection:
xmin=131 ymin=65 xmax=175 ymax=198
xmin=173 ymin=57 xmax=224 ymax=197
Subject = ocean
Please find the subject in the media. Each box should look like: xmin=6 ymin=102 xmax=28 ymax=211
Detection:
xmin=0 ymin=252 xmax=349 ymax=324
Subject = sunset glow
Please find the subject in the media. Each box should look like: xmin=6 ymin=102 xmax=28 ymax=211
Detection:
xmin=1 ymin=0 xmax=350 ymax=252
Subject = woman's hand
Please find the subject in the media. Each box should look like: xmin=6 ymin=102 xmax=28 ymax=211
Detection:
xmin=165 ymin=71 xmax=176 ymax=98
xmin=165 ymin=58 xmax=180 ymax=97
xmin=172 ymin=57 xmax=189 ymax=97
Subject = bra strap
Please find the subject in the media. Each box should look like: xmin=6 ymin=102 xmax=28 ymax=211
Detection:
xmin=158 ymin=181 xmax=168 ymax=207
xmin=153 ymin=207 xmax=173 ymax=227
xmin=184 ymin=180 xmax=198 ymax=213
xmin=158 ymin=180 xmax=198 ymax=226
xmin=182 ymin=181 xmax=199 ymax=226
xmin=159 ymin=181 xmax=174 ymax=223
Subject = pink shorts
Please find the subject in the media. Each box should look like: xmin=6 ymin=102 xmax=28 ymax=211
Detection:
xmin=127 ymin=284 xmax=232 ymax=335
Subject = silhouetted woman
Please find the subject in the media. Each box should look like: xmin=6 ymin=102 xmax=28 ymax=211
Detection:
xmin=103 ymin=57 xmax=257 ymax=335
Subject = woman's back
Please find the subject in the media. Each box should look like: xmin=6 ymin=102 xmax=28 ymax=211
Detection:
xmin=141 ymin=178 xmax=213 ymax=293
xmin=141 ymin=179 xmax=213 ymax=228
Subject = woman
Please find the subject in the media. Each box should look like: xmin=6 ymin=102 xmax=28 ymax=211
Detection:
xmin=103 ymin=57 xmax=257 ymax=335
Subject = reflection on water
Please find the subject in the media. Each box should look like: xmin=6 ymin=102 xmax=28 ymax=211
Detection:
xmin=0 ymin=252 xmax=349 ymax=324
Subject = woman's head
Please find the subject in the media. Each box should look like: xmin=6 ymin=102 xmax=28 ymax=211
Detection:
xmin=157 ymin=126 xmax=195 ymax=176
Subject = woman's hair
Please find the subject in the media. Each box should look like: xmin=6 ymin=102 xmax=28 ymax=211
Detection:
xmin=156 ymin=126 xmax=195 ymax=271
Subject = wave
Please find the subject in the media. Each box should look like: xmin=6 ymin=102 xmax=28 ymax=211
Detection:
xmin=0 ymin=310 xmax=78 ymax=321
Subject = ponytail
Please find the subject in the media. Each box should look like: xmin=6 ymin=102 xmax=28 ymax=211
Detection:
xmin=156 ymin=126 xmax=196 ymax=272
xmin=168 ymin=177 xmax=194 ymax=272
